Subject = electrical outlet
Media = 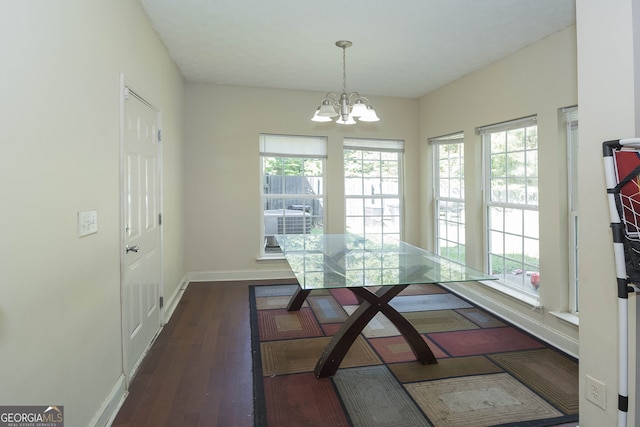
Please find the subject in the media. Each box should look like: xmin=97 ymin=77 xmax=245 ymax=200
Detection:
xmin=586 ymin=375 xmax=606 ymax=409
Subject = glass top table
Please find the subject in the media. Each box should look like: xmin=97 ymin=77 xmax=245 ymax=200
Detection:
xmin=276 ymin=234 xmax=496 ymax=378
xmin=276 ymin=233 xmax=493 ymax=289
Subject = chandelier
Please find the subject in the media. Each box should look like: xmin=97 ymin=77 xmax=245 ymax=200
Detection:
xmin=311 ymin=40 xmax=380 ymax=125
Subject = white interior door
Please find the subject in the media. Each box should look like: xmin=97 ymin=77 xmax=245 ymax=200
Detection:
xmin=121 ymin=82 xmax=162 ymax=380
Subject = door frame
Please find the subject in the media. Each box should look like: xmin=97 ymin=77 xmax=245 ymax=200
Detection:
xmin=118 ymin=73 xmax=164 ymax=383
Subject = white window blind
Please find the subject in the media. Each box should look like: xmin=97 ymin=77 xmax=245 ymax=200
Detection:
xmin=259 ymin=134 xmax=327 ymax=157
xmin=477 ymin=116 xmax=537 ymax=135
xmin=429 ymin=132 xmax=464 ymax=145
xmin=343 ymin=138 xmax=404 ymax=152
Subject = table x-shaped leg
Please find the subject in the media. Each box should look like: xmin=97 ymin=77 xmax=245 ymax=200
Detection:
xmin=313 ymin=285 xmax=438 ymax=378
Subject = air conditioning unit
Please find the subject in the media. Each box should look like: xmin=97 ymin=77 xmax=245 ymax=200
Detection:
xmin=264 ymin=209 xmax=311 ymax=235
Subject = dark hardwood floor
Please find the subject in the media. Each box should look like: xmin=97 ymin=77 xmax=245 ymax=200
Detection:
xmin=112 ymin=279 xmax=294 ymax=427
xmin=111 ymin=279 xmax=578 ymax=427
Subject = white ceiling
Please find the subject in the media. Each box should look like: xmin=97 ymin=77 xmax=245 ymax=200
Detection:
xmin=139 ymin=0 xmax=576 ymax=99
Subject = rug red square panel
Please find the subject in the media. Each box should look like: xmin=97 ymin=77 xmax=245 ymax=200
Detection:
xmin=262 ymin=372 xmax=349 ymax=427
xmin=428 ymin=327 xmax=546 ymax=357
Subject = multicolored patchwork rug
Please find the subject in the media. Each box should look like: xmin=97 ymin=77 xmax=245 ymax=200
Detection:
xmin=250 ymin=284 xmax=579 ymax=427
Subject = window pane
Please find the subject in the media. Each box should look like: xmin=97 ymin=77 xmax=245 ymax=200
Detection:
xmin=507 ymin=152 xmax=525 ymax=177
xmin=433 ymin=136 xmax=465 ymax=263
xmin=345 ymin=177 xmax=363 ymax=195
xmin=282 ymin=158 xmax=304 ymax=175
xmin=526 ymin=151 xmax=538 ymax=177
xmin=450 ymin=177 xmax=462 ymax=199
xmin=304 ymin=158 xmax=323 ymax=176
xmin=363 ymin=151 xmax=380 ymax=161
xmin=363 ymin=161 xmax=380 ymax=177
xmin=489 ymin=206 xmax=504 ymax=231
xmin=491 ymin=133 xmax=507 ymax=152
xmin=382 ymin=178 xmax=399 ymax=195
xmin=506 ymin=178 xmax=526 ymax=204
xmin=491 ymin=153 xmax=507 ymax=178
xmin=346 ymin=216 xmax=364 ymax=234
xmin=381 ymin=159 xmax=399 ymax=177
xmin=504 ymin=209 xmax=523 ymax=237
xmin=524 ymin=237 xmax=539 ymax=264
xmin=344 ymin=141 xmax=403 ymax=242
xmin=525 ymin=126 xmax=538 ymax=149
xmin=260 ymin=135 xmax=326 ymax=256
xmin=489 ymin=230 xmax=504 ymax=255
xmin=507 ymin=129 xmax=525 ymax=151
xmin=440 ymin=177 xmax=451 ymax=198
xmin=527 ymin=178 xmax=539 ymax=206
xmin=491 ymin=178 xmax=507 ymax=203
xmin=345 ymin=198 xmax=363 ymax=216
xmin=523 ymin=210 xmax=539 ymax=238
xmin=364 ymin=178 xmax=382 ymax=195
xmin=483 ymin=120 xmax=538 ymax=297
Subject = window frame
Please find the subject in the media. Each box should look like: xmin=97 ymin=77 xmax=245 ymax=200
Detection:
xmin=480 ymin=116 xmax=540 ymax=298
xmin=431 ymin=132 xmax=466 ymax=264
xmin=564 ymin=106 xmax=579 ymax=314
xmin=259 ymin=134 xmax=327 ymax=258
xmin=343 ymin=138 xmax=404 ymax=243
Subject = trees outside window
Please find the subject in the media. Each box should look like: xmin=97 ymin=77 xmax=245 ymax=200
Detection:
xmin=481 ymin=117 xmax=540 ymax=295
xmin=432 ymin=133 xmax=465 ymax=264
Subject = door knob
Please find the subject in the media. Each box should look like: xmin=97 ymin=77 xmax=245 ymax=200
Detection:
xmin=126 ymin=245 xmax=139 ymax=253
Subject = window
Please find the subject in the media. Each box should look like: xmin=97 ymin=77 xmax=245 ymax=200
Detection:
xmin=259 ymin=134 xmax=326 ymax=256
xmin=480 ymin=117 xmax=539 ymax=296
xmin=344 ymin=138 xmax=403 ymax=242
xmin=564 ymin=106 xmax=579 ymax=313
xmin=432 ymin=133 xmax=465 ymax=264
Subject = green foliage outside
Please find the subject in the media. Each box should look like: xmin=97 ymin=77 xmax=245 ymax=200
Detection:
xmin=490 ymin=253 xmax=539 ymax=274
xmin=263 ymin=157 xmax=322 ymax=176
xmin=439 ymin=244 xmax=539 ymax=273
xmin=344 ymin=149 xmax=399 ymax=177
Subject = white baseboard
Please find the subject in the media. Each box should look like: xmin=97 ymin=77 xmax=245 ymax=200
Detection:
xmin=97 ymin=275 xmax=190 ymax=427
xmin=90 ymin=374 xmax=127 ymax=427
xmin=188 ymin=269 xmax=295 ymax=283
xmin=163 ymin=274 xmax=189 ymax=325
xmin=441 ymin=283 xmax=579 ymax=358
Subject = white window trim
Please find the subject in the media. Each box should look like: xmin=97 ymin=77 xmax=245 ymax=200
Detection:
xmin=479 ymin=116 xmax=540 ymax=301
xmin=430 ymin=132 xmax=465 ymax=263
xmin=259 ymin=134 xmax=327 ymax=259
xmin=564 ymin=106 xmax=579 ymax=315
xmin=343 ymin=138 xmax=405 ymax=241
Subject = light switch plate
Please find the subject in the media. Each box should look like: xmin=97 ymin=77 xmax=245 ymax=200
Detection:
xmin=78 ymin=210 xmax=98 ymax=237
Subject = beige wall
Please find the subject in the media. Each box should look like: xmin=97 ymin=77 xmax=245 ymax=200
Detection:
xmin=184 ymin=84 xmax=419 ymax=277
xmin=0 ymin=1 xmax=185 ymax=426
xmin=577 ymin=1 xmax=639 ymax=426
xmin=416 ymin=26 xmax=579 ymax=356
xmin=3 ymin=1 xmax=638 ymax=426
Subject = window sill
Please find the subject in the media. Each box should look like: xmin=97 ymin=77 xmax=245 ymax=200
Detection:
xmin=257 ymin=254 xmax=286 ymax=262
xmin=478 ymin=280 xmax=541 ymax=308
xmin=549 ymin=311 xmax=579 ymax=326
xmin=478 ymin=280 xmax=579 ymax=327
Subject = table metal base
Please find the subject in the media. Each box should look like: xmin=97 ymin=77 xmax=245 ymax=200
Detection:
xmin=287 ymin=285 xmax=438 ymax=378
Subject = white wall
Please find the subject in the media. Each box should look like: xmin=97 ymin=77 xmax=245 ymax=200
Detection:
xmin=184 ymin=84 xmax=419 ymax=279
xmin=577 ymin=1 xmax=639 ymax=426
xmin=0 ymin=2 xmax=185 ymax=426
xmin=417 ymin=27 xmax=579 ymax=354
